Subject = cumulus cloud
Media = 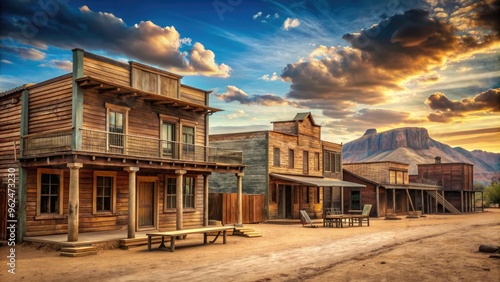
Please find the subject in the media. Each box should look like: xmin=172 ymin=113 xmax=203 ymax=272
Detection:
xmin=283 ymin=18 xmax=300 ymax=30
xmin=214 ymin=85 xmax=302 ymax=107
xmin=281 ymin=6 xmax=500 ymax=119
xmin=259 ymin=72 xmax=280 ymax=81
xmin=0 ymin=2 xmax=230 ymax=77
xmin=49 ymin=60 xmax=73 ymax=72
xmin=426 ymin=88 xmax=500 ymax=122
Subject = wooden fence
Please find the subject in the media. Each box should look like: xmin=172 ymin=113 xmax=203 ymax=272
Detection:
xmin=209 ymin=193 xmax=265 ymax=225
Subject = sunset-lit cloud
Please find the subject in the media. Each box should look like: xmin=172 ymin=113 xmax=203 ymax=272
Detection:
xmin=426 ymin=88 xmax=500 ymax=122
xmin=259 ymin=72 xmax=280 ymax=81
xmin=0 ymin=2 xmax=230 ymax=77
xmin=215 ymin=85 xmax=302 ymax=107
xmin=1 ymin=45 xmax=46 ymax=60
xmin=282 ymin=18 xmax=300 ymax=30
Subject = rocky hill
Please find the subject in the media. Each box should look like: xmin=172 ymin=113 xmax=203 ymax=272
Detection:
xmin=342 ymin=127 xmax=500 ymax=183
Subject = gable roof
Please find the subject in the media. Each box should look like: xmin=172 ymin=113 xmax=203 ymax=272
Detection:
xmin=293 ymin=112 xmax=318 ymax=126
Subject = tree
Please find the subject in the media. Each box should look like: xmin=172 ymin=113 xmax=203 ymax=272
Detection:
xmin=484 ymin=180 xmax=500 ymax=206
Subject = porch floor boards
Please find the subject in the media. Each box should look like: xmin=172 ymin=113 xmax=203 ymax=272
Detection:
xmin=24 ymin=229 xmax=152 ymax=247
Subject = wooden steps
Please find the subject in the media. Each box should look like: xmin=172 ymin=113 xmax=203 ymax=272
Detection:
xmin=427 ymin=191 xmax=461 ymax=214
xmin=233 ymin=227 xmax=262 ymax=238
xmin=60 ymin=246 xmax=97 ymax=257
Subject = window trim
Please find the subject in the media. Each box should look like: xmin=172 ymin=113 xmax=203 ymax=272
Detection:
xmin=183 ymin=175 xmax=196 ymax=210
xmin=303 ymin=151 xmax=309 ymax=175
xmin=93 ymin=171 xmax=117 ymax=215
xmin=314 ymin=152 xmax=320 ymax=171
xmin=36 ymin=168 xmax=64 ymax=217
xmin=105 ymin=103 xmax=130 ymax=153
xmin=159 ymin=114 xmax=179 ymax=158
xmin=273 ymin=147 xmax=281 ymax=167
xmin=164 ymin=176 xmax=177 ymax=212
xmin=288 ymin=149 xmax=294 ymax=169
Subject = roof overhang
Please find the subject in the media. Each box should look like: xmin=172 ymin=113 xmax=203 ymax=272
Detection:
xmin=382 ymin=183 xmax=440 ymax=190
xmin=75 ymin=76 xmax=222 ymax=114
xmin=270 ymin=173 xmax=365 ymax=188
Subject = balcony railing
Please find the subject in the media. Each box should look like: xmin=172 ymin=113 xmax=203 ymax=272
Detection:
xmin=22 ymin=128 xmax=243 ymax=165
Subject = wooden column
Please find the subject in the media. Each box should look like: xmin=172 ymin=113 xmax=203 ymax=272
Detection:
xmin=71 ymin=48 xmax=84 ymax=150
xmin=421 ymin=190 xmax=424 ymax=215
xmin=375 ymin=185 xmax=380 ymax=217
xmin=340 ymin=187 xmax=344 ymax=214
xmin=392 ymin=189 xmax=396 ymax=212
xmin=236 ymin=172 xmax=244 ymax=226
xmin=203 ymin=174 xmax=210 ymax=226
xmin=124 ymin=166 xmax=139 ymax=239
xmin=176 ymin=170 xmax=186 ymax=230
xmin=67 ymin=163 xmax=83 ymax=242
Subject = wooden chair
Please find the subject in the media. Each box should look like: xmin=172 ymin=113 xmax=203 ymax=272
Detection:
xmin=300 ymin=210 xmax=318 ymax=228
xmin=350 ymin=204 xmax=372 ymax=226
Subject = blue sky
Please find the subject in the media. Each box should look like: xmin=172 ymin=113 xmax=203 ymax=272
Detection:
xmin=1 ymin=0 xmax=499 ymax=152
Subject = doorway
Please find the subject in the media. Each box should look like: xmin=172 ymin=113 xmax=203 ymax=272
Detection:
xmin=278 ymin=185 xmax=293 ymax=219
xmin=137 ymin=177 xmax=158 ymax=230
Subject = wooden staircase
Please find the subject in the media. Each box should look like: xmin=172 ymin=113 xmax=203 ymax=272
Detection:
xmin=427 ymin=190 xmax=461 ymax=214
xmin=233 ymin=226 xmax=262 ymax=238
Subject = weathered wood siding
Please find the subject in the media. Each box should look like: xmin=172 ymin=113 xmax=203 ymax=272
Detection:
xmin=209 ymin=131 xmax=268 ymax=195
xmin=25 ymin=168 xmax=205 ymax=236
xmin=416 ymin=163 xmax=473 ymax=191
xmin=83 ymin=55 xmax=130 ymax=86
xmin=0 ymin=91 xmax=22 ymax=240
xmin=27 ymin=75 xmax=73 ymax=134
xmin=342 ymin=171 xmax=382 ymax=217
xmin=272 ymin=121 xmax=297 ymax=135
xmin=131 ymin=63 xmax=179 ymax=98
xmin=180 ymin=85 xmax=207 ymax=105
xmin=323 ymin=141 xmax=342 ymax=179
xmin=343 ymin=162 xmax=409 ymax=184
xmin=209 ymin=193 xmax=265 ymax=224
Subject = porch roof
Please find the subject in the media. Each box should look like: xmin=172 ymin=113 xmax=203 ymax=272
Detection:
xmin=270 ymin=173 xmax=365 ymax=188
xmin=383 ymin=183 xmax=441 ymax=190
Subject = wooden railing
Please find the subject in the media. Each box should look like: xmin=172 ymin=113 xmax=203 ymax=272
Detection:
xmin=22 ymin=128 xmax=243 ymax=165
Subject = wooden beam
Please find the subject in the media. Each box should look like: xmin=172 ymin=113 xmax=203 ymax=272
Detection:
xmin=98 ymin=87 xmax=120 ymax=94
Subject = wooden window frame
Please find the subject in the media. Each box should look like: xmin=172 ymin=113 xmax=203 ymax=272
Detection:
xmin=350 ymin=190 xmax=361 ymax=210
xmin=164 ymin=176 xmax=177 ymax=212
xmin=180 ymin=119 xmax=198 ymax=161
xmin=93 ymin=171 xmax=117 ymax=215
xmin=159 ymin=114 xmax=179 ymax=159
xmin=273 ymin=147 xmax=280 ymax=167
xmin=36 ymin=168 xmax=64 ymax=218
xmin=303 ymin=151 xmax=309 ymax=175
xmin=314 ymin=152 xmax=320 ymax=171
xmin=105 ymin=103 xmax=130 ymax=153
xmin=288 ymin=149 xmax=294 ymax=169
xmin=183 ymin=176 xmax=196 ymax=210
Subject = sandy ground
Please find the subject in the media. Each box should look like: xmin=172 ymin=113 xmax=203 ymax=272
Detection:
xmin=1 ymin=209 xmax=499 ymax=282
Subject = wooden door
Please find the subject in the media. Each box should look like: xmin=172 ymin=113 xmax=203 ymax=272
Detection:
xmin=137 ymin=179 xmax=156 ymax=229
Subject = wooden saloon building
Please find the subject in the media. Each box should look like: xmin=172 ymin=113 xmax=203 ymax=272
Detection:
xmin=0 ymin=49 xmax=245 ymax=243
xmin=209 ymin=113 xmax=364 ymax=220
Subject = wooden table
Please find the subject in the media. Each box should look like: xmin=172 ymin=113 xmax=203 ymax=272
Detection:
xmin=324 ymin=215 xmax=347 ymax=228
xmin=146 ymin=226 xmax=235 ymax=252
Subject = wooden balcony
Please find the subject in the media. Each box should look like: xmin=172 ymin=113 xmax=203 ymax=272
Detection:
xmin=22 ymin=128 xmax=243 ymax=165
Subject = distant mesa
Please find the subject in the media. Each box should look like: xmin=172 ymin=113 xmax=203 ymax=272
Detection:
xmin=363 ymin=128 xmax=377 ymax=136
xmin=343 ymin=127 xmax=500 ymax=184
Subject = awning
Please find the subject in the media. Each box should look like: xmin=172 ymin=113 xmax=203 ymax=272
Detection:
xmin=383 ymin=183 xmax=440 ymax=190
xmin=270 ymin=173 xmax=365 ymax=188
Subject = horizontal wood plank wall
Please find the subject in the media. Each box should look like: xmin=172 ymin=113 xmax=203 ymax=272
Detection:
xmin=273 ymin=121 xmax=297 ymax=135
xmin=343 ymin=162 xmax=397 ymax=184
xmin=297 ymin=117 xmax=321 ymax=149
xmin=416 ymin=163 xmax=473 ymax=191
xmin=25 ymin=168 xmax=69 ymax=236
xmin=83 ymin=56 xmax=130 ymax=86
xmin=209 ymin=132 xmax=268 ymax=195
xmin=0 ymin=92 xmax=21 ymax=240
xmin=180 ymin=86 xmax=206 ymax=105
xmin=28 ymin=77 xmax=73 ymax=134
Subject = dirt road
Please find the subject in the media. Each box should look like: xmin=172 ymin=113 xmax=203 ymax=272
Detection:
xmin=2 ymin=209 xmax=499 ymax=281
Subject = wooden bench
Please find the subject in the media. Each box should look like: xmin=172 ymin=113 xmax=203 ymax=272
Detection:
xmin=146 ymin=226 xmax=235 ymax=252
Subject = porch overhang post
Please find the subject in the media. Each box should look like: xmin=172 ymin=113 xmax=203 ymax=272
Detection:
xmin=340 ymin=186 xmax=344 ymax=214
xmin=236 ymin=172 xmax=244 ymax=226
xmin=392 ymin=189 xmax=396 ymax=212
xmin=203 ymin=173 xmax=210 ymax=227
xmin=421 ymin=190 xmax=424 ymax=215
xmin=375 ymin=185 xmax=380 ymax=217
xmin=124 ymin=166 xmax=139 ymax=239
xmin=67 ymin=163 xmax=83 ymax=242
xmin=176 ymin=170 xmax=186 ymax=230
xmin=461 ymin=190 xmax=464 ymax=213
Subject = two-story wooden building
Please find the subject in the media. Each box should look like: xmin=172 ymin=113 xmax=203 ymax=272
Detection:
xmin=343 ymin=161 xmax=442 ymax=217
xmin=410 ymin=158 xmax=477 ymax=213
xmin=209 ymin=113 xmax=363 ymax=220
xmin=0 ymin=49 xmax=245 ymax=243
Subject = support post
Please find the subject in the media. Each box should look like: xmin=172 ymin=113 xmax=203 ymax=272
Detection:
xmin=71 ymin=48 xmax=84 ymax=150
xmin=124 ymin=166 xmax=139 ymax=239
xmin=392 ymin=189 xmax=396 ymax=212
xmin=236 ymin=172 xmax=244 ymax=226
xmin=340 ymin=187 xmax=344 ymax=214
xmin=203 ymin=174 xmax=210 ymax=226
xmin=175 ymin=170 xmax=186 ymax=230
xmin=67 ymin=163 xmax=83 ymax=242
xmin=375 ymin=185 xmax=380 ymax=217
